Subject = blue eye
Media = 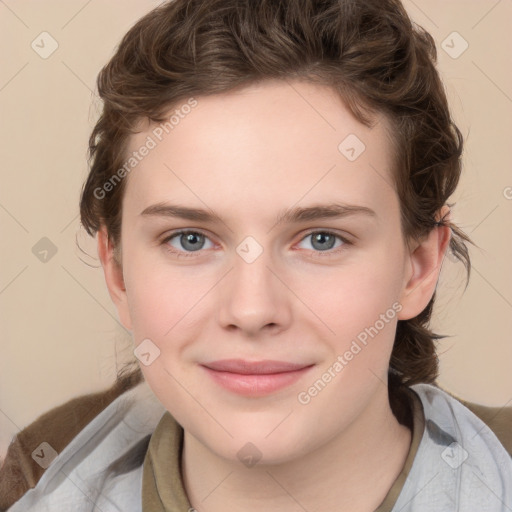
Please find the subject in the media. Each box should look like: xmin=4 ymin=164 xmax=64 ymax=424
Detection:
xmin=162 ymin=230 xmax=215 ymax=257
xmin=296 ymin=231 xmax=350 ymax=256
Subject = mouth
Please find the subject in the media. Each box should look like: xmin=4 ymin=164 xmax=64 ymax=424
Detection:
xmin=200 ymin=359 xmax=315 ymax=396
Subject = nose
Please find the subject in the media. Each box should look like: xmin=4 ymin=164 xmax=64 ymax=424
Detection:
xmin=216 ymin=248 xmax=292 ymax=337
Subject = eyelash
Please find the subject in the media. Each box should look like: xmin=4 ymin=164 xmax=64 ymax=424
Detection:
xmin=160 ymin=229 xmax=353 ymax=259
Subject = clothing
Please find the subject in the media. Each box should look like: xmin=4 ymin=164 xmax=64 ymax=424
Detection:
xmin=0 ymin=371 xmax=144 ymax=509
xmin=6 ymin=381 xmax=512 ymax=511
xmin=5 ymin=382 xmax=162 ymax=512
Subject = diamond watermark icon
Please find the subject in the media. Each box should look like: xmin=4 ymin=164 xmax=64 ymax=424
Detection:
xmin=441 ymin=441 xmax=468 ymax=469
xmin=441 ymin=32 xmax=469 ymax=59
xmin=236 ymin=236 xmax=263 ymax=264
xmin=338 ymin=134 xmax=366 ymax=161
xmin=31 ymin=32 xmax=59 ymax=59
xmin=31 ymin=442 xmax=58 ymax=469
xmin=134 ymin=338 xmax=161 ymax=366
xmin=237 ymin=442 xmax=263 ymax=468
xmin=32 ymin=237 xmax=58 ymax=263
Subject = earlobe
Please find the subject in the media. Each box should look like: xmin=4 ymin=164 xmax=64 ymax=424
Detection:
xmin=97 ymin=227 xmax=133 ymax=331
xmin=397 ymin=207 xmax=452 ymax=321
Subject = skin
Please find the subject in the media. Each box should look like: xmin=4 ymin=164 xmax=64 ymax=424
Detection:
xmin=98 ymin=79 xmax=451 ymax=511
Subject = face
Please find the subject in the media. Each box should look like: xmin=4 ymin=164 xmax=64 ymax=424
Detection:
xmin=100 ymin=79 xmax=447 ymax=465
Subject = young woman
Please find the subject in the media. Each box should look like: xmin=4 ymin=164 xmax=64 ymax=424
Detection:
xmin=3 ymin=0 xmax=511 ymax=510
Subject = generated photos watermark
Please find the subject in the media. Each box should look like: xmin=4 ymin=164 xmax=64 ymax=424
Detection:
xmin=297 ymin=301 xmax=403 ymax=405
xmin=93 ymin=97 xmax=198 ymax=200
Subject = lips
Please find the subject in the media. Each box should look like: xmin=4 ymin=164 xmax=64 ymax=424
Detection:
xmin=201 ymin=359 xmax=315 ymax=396
xmin=202 ymin=359 xmax=312 ymax=374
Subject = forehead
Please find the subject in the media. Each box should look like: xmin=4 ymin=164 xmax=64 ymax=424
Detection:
xmin=122 ymin=80 xmax=398 ymax=224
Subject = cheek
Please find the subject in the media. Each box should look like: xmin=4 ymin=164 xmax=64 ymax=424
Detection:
xmin=125 ymin=271 xmax=198 ymax=340
xmin=124 ymin=275 xmax=172 ymax=338
xmin=295 ymin=264 xmax=403 ymax=415
xmin=314 ymin=258 xmax=403 ymax=336
xmin=122 ymin=245 xmax=215 ymax=347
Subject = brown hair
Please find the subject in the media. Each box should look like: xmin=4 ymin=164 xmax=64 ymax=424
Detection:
xmin=79 ymin=0 xmax=474 ymax=402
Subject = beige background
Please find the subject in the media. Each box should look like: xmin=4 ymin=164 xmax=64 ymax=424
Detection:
xmin=1 ymin=0 xmax=511 ymax=456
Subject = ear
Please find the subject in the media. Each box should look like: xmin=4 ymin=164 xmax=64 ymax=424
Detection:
xmin=397 ymin=206 xmax=452 ymax=320
xmin=97 ymin=227 xmax=132 ymax=331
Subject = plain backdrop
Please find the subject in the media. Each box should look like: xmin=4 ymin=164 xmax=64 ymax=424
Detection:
xmin=1 ymin=0 xmax=511 ymax=456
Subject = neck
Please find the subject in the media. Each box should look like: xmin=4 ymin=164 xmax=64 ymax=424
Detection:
xmin=181 ymin=386 xmax=412 ymax=512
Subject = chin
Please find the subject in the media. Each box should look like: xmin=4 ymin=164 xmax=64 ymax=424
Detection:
xmin=207 ymin=423 xmax=314 ymax=467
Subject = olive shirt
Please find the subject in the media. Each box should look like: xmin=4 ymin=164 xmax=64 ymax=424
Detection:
xmin=6 ymin=381 xmax=512 ymax=511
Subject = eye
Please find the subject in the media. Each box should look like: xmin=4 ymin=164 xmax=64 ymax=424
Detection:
xmin=161 ymin=229 xmax=352 ymax=259
xmin=296 ymin=230 xmax=351 ymax=256
xmin=162 ymin=230 xmax=215 ymax=257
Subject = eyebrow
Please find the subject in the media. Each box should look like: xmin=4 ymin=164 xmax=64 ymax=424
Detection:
xmin=140 ymin=202 xmax=377 ymax=226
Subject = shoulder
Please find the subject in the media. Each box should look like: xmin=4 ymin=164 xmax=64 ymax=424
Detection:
xmin=447 ymin=391 xmax=512 ymax=457
xmin=411 ymin=383 xmax=512 ymax=457
xmin=389 ymin=383 xmax=512 ymax=510
xmin=0 ymin=385 xmax=120 ymax=509
xmin=2 ymin=380 xmax=166 ymax=512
